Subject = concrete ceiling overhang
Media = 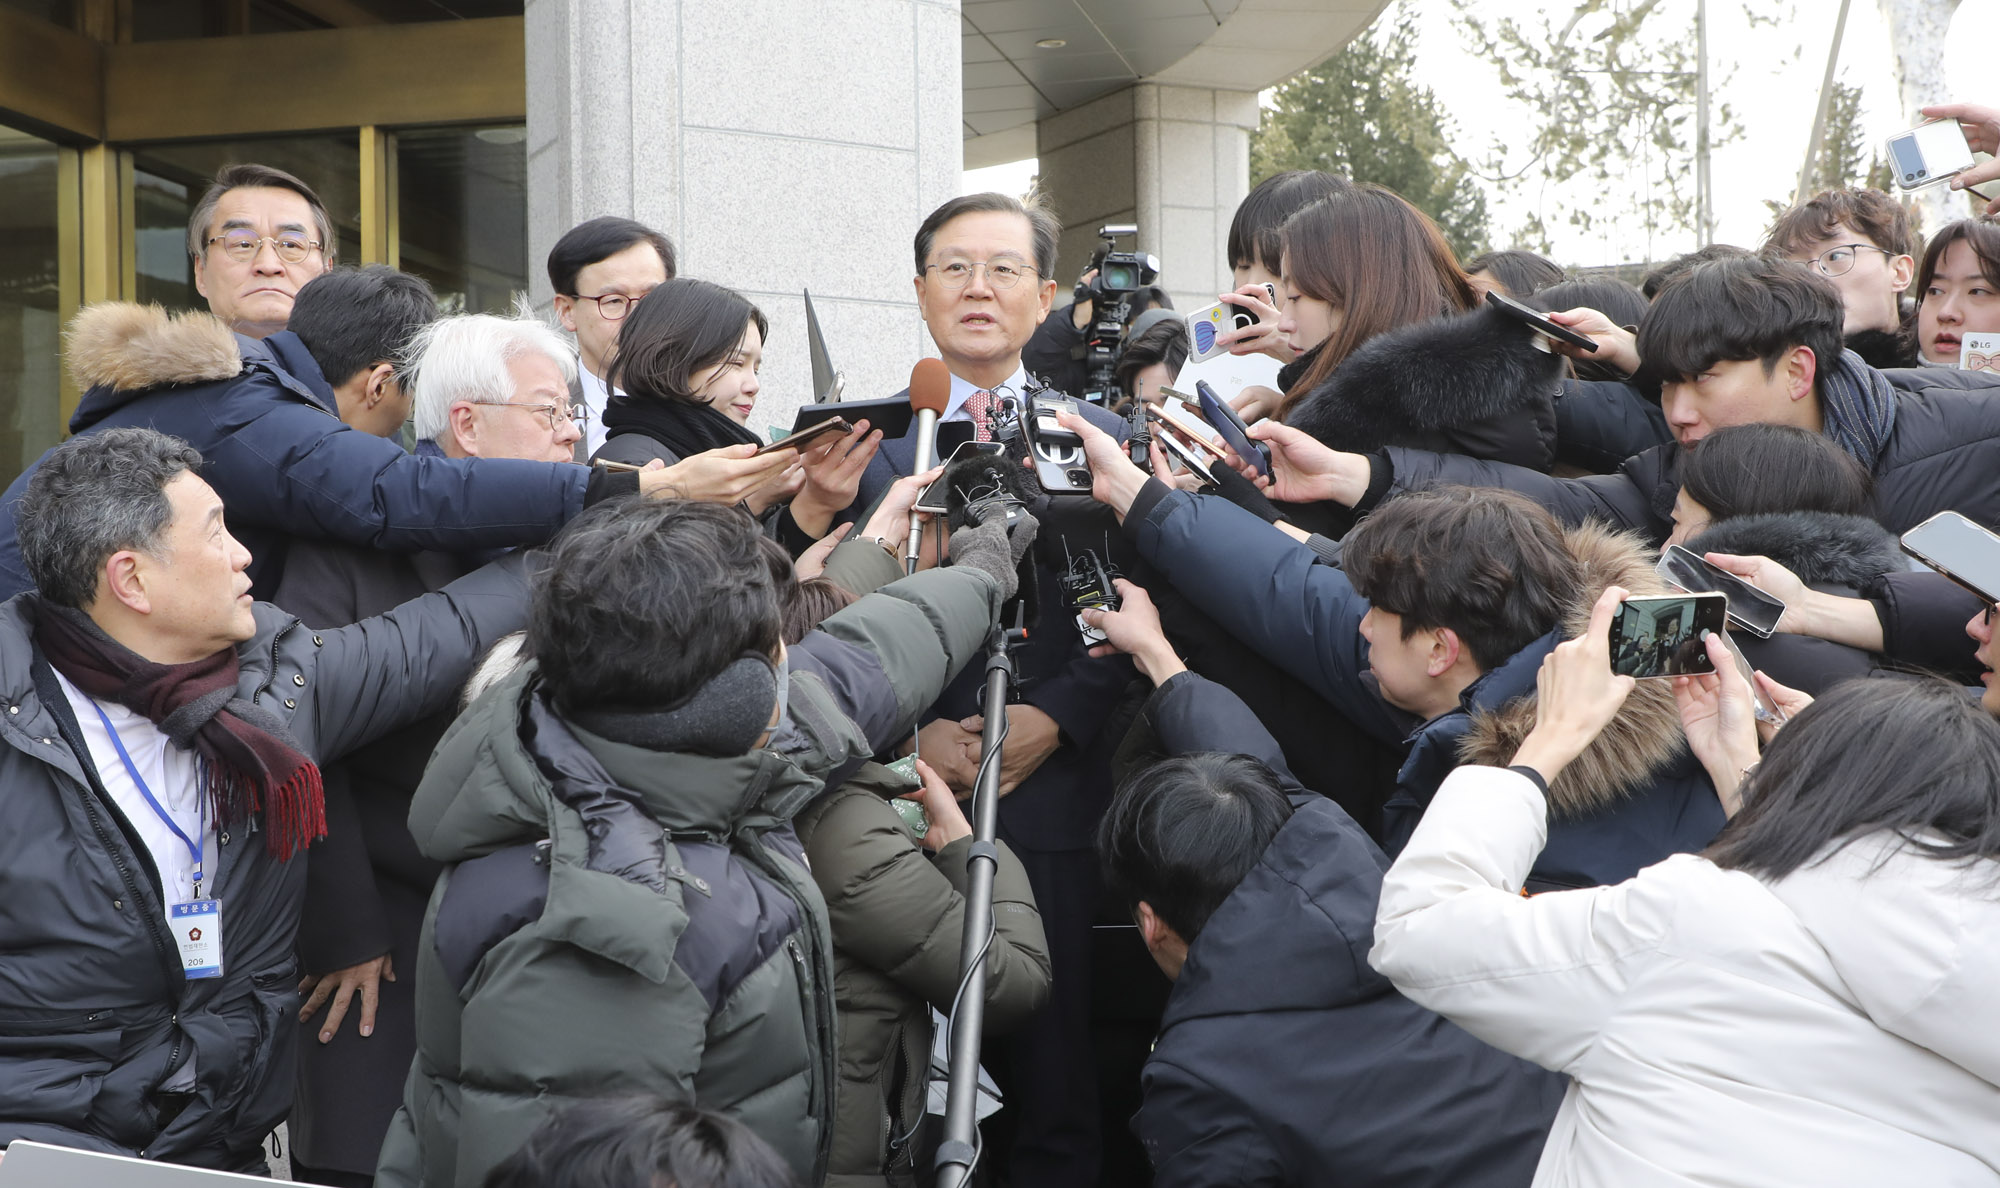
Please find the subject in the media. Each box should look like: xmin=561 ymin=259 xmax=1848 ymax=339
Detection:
xmin=963 ymin=0 xmax=1392 ymax=169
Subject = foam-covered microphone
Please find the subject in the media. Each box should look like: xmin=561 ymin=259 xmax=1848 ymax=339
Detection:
xmin=943 ymin=444 xmax=1031 ymax=535
xmin=944 ymin=445 xmax=1039 ymax=626
xmin=906 ymin=358 xmax=953 ymax=574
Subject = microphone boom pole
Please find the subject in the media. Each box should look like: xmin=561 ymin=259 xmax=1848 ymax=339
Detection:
xmin=933 ymin=615 xmax=1019 ymax=1188
xmin=905 ymin=358 xmax=952 ymax=575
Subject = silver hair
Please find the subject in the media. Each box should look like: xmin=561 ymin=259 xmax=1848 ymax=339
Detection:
xmin=406 ymin=312 xmax=580 ymax=444
xmin=18 ymin=428 xmax=204 ymax=610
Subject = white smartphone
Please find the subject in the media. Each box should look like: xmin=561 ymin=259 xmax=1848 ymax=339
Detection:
xmin=1185 ymin=283 xmax=1279 ymax=363
xmin=1886 ymin=120 xmax=1977 ymax=191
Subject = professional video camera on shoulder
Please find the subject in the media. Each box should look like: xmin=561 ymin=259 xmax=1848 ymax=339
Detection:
xmin=1077 ymin=224 xmax=1161 ymax=407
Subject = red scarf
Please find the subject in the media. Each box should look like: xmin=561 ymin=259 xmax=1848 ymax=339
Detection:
xmin=35 ymin=601 xmax=325 ymax=860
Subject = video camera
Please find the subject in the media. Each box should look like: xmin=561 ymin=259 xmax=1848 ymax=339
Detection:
xmin=1077 ymin=224 xmax=1161 ymax=407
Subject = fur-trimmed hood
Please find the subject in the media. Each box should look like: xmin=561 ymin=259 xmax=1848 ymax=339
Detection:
xmin=1688 ymin=511 xmax=1903 ymax=591
xmin=1286 ymin=304 xmax=1565 ymax=454
xmin=1455 ymin=520 xmax=1687 ymax=819
xmin=65 ymin=302 xmax=243 ymax=396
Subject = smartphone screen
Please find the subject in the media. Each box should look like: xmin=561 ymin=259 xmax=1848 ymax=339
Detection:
xmin=1656 ymin=546 xmax=1786 ymax=639
xmin=1608 ymin=593 xmax=1727 ymax=679
xmin=1901 ymin=511 xmax=2000 ymax=605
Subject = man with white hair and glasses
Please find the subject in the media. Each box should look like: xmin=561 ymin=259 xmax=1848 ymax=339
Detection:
xmin=408 ymin=314 xmax=591 ymax=463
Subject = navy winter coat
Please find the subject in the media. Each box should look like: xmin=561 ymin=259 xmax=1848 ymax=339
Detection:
xmin=1126 ymin=483 xmax=1725 ymax=890
xmin=0 ymin=304 xmax=592 ymax=600
xmin=1375 ymin=359 xmax=2000 ymax=546
xmin=1128 ymin=671 xmax=1565 ymax=1186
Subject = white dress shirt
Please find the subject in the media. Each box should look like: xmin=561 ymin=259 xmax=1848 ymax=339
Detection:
xmin=54 ymin=670 xmax=213 ymax=904
xmin=578 ymin=366 xmax=615 ymax=457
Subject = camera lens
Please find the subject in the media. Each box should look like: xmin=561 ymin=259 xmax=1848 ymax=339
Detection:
xmin=1105 ymin=263 xmax=1138 ymax=289
xmin=1068 ymin=469 xmax=1092 ymax=486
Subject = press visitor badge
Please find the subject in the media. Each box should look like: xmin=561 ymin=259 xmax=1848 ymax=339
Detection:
xmin=170 ymin=899 xmax=224 ymax=980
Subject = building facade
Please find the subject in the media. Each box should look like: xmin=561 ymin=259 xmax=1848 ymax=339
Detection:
xmin=0 ymin=0 xmax=1379 ymax=483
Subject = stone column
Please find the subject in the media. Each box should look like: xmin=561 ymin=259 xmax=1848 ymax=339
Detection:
xmin=526 ymin=0 xmax=963 ymax=433
xmin=1035 ymin=83 xmax=1260 ymax=315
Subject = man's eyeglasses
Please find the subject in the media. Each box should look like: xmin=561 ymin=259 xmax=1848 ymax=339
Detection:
xmin=207 ymin=232 xmax=322 ymax=264
xmin=1791 ymin=243 xmax=1892 ymax=279
xmin=571 ymin=289 xmax=651 ymax=321
xmin=467 ymin=400 xmax=591 ymax=433
xmin=924 ymin=258 xmax=1039 ymax=290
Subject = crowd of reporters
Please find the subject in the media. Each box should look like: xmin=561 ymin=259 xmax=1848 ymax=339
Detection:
xmin=1 ymin=97 xmax=1999 ymax=1188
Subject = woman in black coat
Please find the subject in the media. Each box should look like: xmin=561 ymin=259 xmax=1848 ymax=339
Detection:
xmin=1274 ymin=187 xmax=1560 ymax=477
xmin=593 ymin=278 xmax=879 ymax=550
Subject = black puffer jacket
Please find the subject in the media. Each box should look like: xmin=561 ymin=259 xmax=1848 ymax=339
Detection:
xmin=1685 ymin=512 xmax=1904 ymax=694
xmin=0 ymin=561 xmax=527 ymax=1172
xmin=1286 ymin=304 xmax=1560 ymax=473
xmin=1377 ymin=358 xmax=2000 ymax=545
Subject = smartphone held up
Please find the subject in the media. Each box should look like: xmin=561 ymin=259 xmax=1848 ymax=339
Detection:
xmin=1607 ymin=593 xmax=1728 ymax=680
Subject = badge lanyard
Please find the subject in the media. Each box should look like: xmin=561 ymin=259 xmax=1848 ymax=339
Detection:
xmin=88 ymin=699 xmax=206 ymax=900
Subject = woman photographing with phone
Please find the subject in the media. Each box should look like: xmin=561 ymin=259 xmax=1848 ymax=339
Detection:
xmin=1370 ymin=587 xmax=2000 ymax=1187
xmin=595 ymin=277 xmax=882 ymax=542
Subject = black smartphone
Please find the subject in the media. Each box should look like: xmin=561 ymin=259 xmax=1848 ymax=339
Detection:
xmin=1607 ymin=593 xmax=1727 ymax=679
xmin=1194 ymin=380 xmax=1270 ymax=481
xmin=1900 ymin=511 xmax=2000 ymax=605
xmin=1485 ymin=289 xmax=1598 ymax=352
xmin=913 ymin=440 xmax=1008 ymax=515
xmin=1655 ymin=545 xmax=1786 ymax=639
xmin=794 ymin=396 xmax=913 ymax=440
xmin=756 ymin=416 xmax=852 ymax=457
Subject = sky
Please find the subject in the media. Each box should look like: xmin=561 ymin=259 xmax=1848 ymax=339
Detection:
xmin=964 ymin=0 xmax=2000 ymax=270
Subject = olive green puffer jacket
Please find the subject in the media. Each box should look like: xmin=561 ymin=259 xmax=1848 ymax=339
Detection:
xmin=375 ymin=565 xmax=1002 ymax=1188
xmin=795 ymin=765 xmax=1051 ymax=1187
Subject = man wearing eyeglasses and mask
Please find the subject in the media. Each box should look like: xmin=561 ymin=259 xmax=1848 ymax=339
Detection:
xmin=838 ymin=192 xmax=1141 ymax=1188
xmin=548 ymin=216 xmax=676 ymax=457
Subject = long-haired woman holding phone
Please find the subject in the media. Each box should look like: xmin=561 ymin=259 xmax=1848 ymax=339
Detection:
xmin=1371 ymin=591 xmax=2000 ymax=1186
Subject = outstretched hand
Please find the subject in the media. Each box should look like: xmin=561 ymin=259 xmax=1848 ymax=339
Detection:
xmin=1510 ymin=586 xmax=1637 ymax=785
xmin=1058 ymin=411 xmax=1150 ymax=520
xmin=645 ymin=443 xmax=798 ymax=505
xmin=1081 ymin=579 xmax=1186 ymax=684
xmin=1543 ymin=307 xmax=1641 ymax=375
xmin=900 ymin=757 xmax=972 ymax=850
xmin=1242 ymin=421 xmax=1369 ymax=508
xmin=1672 ymin=633 xmax=1765 ymax=817
xmin=1923 ymin=103 xmax=2000 ymax=214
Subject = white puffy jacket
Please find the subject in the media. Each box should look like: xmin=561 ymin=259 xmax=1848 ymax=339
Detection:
xmin=1369 ymin=764 xmax=2000 ymax=1188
